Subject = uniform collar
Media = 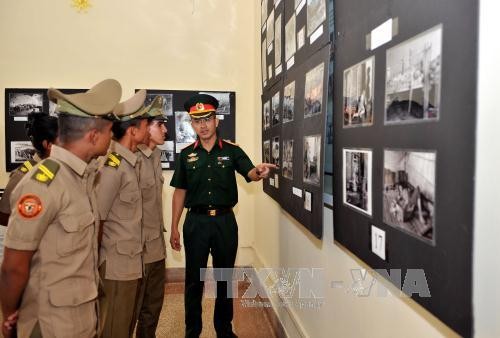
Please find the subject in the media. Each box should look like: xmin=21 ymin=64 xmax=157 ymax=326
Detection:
xmin=33 ymin=153 xmax=43 ymax=163
xmin=137 ymin=143 xmax=153 ymax=158
xmin=111 ymin=140 xmax=138 ymax=167
xmin=50 ymin=145 xmax=87 ymax=177
xmin=192 ymin=137 xmax=223 ymax=150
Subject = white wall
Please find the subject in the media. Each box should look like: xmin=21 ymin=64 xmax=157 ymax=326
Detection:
xmin=0 ymin=0 xmax=261 ymax=268
xmin=473 ymin=0 xmax=500 ymax=337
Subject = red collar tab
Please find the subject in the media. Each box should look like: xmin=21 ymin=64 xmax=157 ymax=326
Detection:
xmin=189 ymin=103 xmax=216 ymax=114
xmin=193 ymin=140 xmax=200 ymax=149
xmin=218 ymin=138 xmax=223 ymax=149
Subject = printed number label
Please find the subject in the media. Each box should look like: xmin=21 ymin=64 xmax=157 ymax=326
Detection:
xmin=371 ymin=225 xmax=386 ymax=260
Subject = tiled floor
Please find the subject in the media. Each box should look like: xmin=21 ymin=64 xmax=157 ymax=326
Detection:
xmin=156 ymin=282 xmax=278 ymax=337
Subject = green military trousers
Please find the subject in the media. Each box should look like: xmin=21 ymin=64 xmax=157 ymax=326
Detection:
xmin=183 ymin=210 xmax=238 ymax=338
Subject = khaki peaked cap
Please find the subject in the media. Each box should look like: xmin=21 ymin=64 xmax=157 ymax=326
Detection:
xmin=48 ymin=79 xmax=122 ymax=118
xmin=113 ymin=89 xmax=148 ymax=121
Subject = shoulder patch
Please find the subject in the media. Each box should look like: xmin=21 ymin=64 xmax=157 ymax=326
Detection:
xmin=105 ymin=152 xmax=122 ymax=169
xmin=18 ymin=159 xmax=36 ymax=174
xmin=31 ymin=159 xmax=60 ymax=186
xmin=223 ymin=139 xmax=239 ymax=147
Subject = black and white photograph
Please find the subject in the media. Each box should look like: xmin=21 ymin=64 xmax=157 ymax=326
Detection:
xmin=343 ymin=56 xmax=374 ymax=127
xmin=303 ymin=134 xmax=321 ymax=186
xmin=263 ymin=100 xmax=271 ymax=130
xmin=385 ymin=25 xmax=442 ymax=124
xmin=282 ymin=139 xmax=294 ymax=179
xmin=297 ymin=27 xmax=305 ymax=50
xmin=304 ymin=190 xmax=312 ymax=212
xmin=262 ymin=39 xmax=267 ymax=84
xmin=175 ymin=111 xmax=196 ymax=152
xmin=263 ymin=140 xmax=271 ymax=163
xmin=306 ymin=0 xmax=326 ymax=37
xmin=304 ymin=62 xmax=324 ymax=118
xmin=343 ymin=148 xmax=372 ymax=215
xmin=145 ymin=93 xmax=173 ymax=117
xmin=10 ymin=141 xmax=36 ymax=163
xmin=272 ymin=136 xmax=280 ymax=166
xmin=271 ymin=91 xmax=280 ymax=126
xmin=261 ymin=0 xmax=268 ymax=28
xmin=283 ymin=81 xmax=295 ymax=123
xmin=199 ymin=92 xmax=230 ymax=115
xmin=285 ymin=15 xmax=296 ymax=62
xmin=8 ymin=92 xmax=43 ymax=118
xmin=274 ymin=14 xmax=282 ymax=66
xmin=266 ymin=9 xmax=275 ymax=48
xmin=383 ymin=150 xmax=436 ymax=243
xmin=158 ymin=141 xmax=175 ymax=169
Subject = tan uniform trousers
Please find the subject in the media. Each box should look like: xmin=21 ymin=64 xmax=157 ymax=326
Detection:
xmin=98 ymin=262 xmax=139 ymax=338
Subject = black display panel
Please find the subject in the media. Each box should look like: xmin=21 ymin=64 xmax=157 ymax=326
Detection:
xmin=333 ymin=0 xmax=477 ymax=336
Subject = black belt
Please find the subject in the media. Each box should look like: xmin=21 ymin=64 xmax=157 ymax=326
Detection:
xmin=189 ymin=206 xmax=233 ymax=216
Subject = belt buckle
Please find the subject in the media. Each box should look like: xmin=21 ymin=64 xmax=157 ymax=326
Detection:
xmin=209 ymin=209 xmax=216 ymax=216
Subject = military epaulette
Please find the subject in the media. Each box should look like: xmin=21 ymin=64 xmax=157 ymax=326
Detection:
xmin=31 ymin=159 xmax=60 ymax=186
xmin=182 ymin=142 xmax=196 ymax=151
xmin=18 ymin=159 xmax=36 ymax=174
xmin=105 ymin=152 xmax=122 ymax=169
xmin=223 ymin=139 xmax=239 ymax=147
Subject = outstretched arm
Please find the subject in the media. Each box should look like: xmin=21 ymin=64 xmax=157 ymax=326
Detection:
xmin=247 ymin=163 xmax=279 ymax=181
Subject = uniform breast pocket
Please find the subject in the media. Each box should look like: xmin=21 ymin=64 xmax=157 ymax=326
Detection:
xmin=57 ymin=212 xmax=94 ymax=257
xmin=141 ymin=179 xmax=155 ymax=201
xmin=118 ymin=191 xmax=140 ymax=219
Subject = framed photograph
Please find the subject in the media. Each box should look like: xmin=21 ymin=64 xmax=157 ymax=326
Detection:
xmin=10 ymin=141 xmax=35 ymax=164
xmin=158 ymin=141 xmax=175 ymax=169
xmin=343 ymin=148 xmax=372 ymax=216
xmin=383 ymin=149 xmax=436 ymax=243
xmin=8 ymin=91 xmax=44 ymax=121
xmin=199 ymin=92 xmax=230 ymax=115
xmin=174 ymin=111 xmax=196 ymax=153
xmin=304 ymin=62 xmax=325 ymax=118
xmin=272 ymin=136 xmax=280 ymax=166
xmin=303 ymin=134 xmax=321 ymax=186
xmin=274 ymin=14 xmax=282 ymax=66
xmin=385 ymin=25 xmax=442 ymax=125
xmin=261 ymin=0 xmax=268 ymax=28
xmin=307 ymin=0 xmax=326 ymax=37
xmin=304 ymin=190 xmax=312 ymax=211
xmin=283 ymin=81 xmax=295 ymax=123
xmin=266 ymin=9 xmax=275 ymax=48
xmin=263 ymin=100 xmax=271 ymax=130
xmin=282 ymin=139 xmax=294 ymax=179
xmin=262 ymin=39 xmax=267 ymax=85
xmin=297 ymin=27 xmax=305 ymax=50
xmin=285 ymin=15 xmax=296 ymax=62
xmin=271 ymin=91 xmax=280 ymax=126
xmin=343 ymin=56 xmax=375 ymax=127
xmin=145 ymin=92 xmax=173 ymax=117
xmin=263 ymin=140 xmax=271 ymax=163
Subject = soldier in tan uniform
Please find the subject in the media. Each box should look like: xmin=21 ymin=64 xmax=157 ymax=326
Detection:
xmin=0 ymin=79 xmax=122 ymax=338
xmin=133 ymin=96 xmax=168 ymax=337
xmin=0 ymin=113 xmax=58 ymax=226
xmin=96 ymin=89 xmax=150 ymax=338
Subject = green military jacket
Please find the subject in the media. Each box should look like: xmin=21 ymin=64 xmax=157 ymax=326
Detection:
xmin=170 ymin=138 xmax=255 ymax=208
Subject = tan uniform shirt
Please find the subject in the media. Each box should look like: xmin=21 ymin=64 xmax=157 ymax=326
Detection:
xmin=137 ymin=144 xmax=166 ymax=264
xmin=4 ymin=145 xmax=100 ymax=338
xmin=97 ymin=141 xmax=143 ymax=281
xmin=0 ymin=154 xmax=41 ymax=214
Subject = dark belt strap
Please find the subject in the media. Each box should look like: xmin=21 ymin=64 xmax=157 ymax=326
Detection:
xmin=189 ymin=206 xmax=232 ymax=217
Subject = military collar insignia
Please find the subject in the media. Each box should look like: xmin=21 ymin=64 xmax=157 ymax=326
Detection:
xmin=105 ymin=152 xmax=122 ymax=169
xmin=193 ymin=139 xmax=200 ymax=150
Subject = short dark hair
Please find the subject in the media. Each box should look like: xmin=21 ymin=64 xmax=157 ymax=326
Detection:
xmin=112 ymin=118 xmax=145 ymax=140
xmin=58 ymin=114 xmax=111 ymax=144
xmin=25 ymin=113 xmax=58 ymax=157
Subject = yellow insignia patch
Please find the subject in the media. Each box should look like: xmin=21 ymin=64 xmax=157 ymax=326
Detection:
xmin=20 ymin=166 xmax=28 ymax=173
xmin=31 ymin=159 xmax=59 ymax=186
xmin=105 ymin=152 xmax=122 ymax=169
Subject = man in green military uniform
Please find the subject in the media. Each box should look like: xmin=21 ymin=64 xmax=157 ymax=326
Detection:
xmin=170 ymin=94 xmax=276 ymax=338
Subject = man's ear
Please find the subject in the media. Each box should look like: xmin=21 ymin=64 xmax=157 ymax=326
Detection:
xmin=215 ymin=118 xmax=220 ymax=128
xmin=87 ymin=129 xmax=98 ymax=145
